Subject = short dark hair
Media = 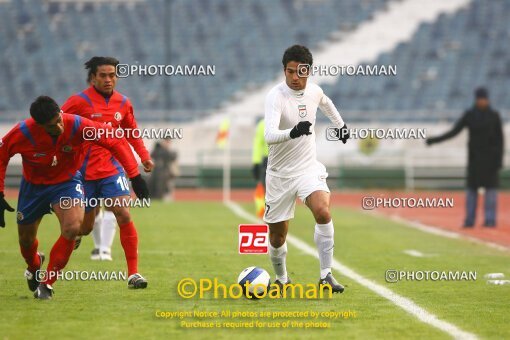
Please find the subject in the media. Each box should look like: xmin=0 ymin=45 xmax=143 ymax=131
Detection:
xmin=30 ymin=96 xmax=60 ymax=124
xmin=84 ymin=56 xmax=119 ymax=80
xmin=282 ymin=45 xmax=313 ymax=68
xmin=475 ymin=87 xmax=489 ymax=99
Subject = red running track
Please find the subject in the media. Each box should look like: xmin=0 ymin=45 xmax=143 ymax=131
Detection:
xmin=173 ymin=188 xmax=510 ymax=249
xmin=5 ymin=188 xmax=510 ymax=249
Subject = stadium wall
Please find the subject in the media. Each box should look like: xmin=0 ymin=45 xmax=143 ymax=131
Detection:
xmin=2 ymin=120 xmax=509 ymax=190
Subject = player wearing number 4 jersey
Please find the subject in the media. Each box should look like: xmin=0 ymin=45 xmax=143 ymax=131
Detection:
xmin=264 ymin=45 xmax=349 ymax=294
xmin=0 ymin=96 xmax=149 ymax=299
xmin=62 ymin=57 xmax=154 ymax=289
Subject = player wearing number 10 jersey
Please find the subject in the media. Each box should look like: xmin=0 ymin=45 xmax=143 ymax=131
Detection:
xmin=62 ymin=57 xmax=154 ymax=289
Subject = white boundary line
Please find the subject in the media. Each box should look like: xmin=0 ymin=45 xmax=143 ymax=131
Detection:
xmin=225 ymin=200 xmax=478 ymax=340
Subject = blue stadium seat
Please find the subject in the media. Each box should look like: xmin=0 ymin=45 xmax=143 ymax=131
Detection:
xmin=0 ymin=0 xmax=435 ymax=121
xmin=321 ymin=0 xmax=510 ymax=122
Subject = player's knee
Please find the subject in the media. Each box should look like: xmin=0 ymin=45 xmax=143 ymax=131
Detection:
xmin=314 ymin=206 xmax=331 ymax=224
xmin=112 ymin=208 xmax=131 ymax=225
xmin=61 ymin=220 xmax=82 ymax=239
xmin=269 ymin=233 xmax=286 ymax=248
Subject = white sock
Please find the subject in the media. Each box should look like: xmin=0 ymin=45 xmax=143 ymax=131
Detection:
xmin=91 ymin=210 xmax=103 ymax=249
xmin=100 ymin=211 xmax=117 ymax=253
xmin=269 ymin=242 xmax=288 ymax=283
xmin=314 ymin=220 xmax=334 ymax=279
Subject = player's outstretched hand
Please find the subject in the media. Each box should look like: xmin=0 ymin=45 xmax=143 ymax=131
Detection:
xmin=290 ymin=121 xmax=312 ymax=139
xmin=0 ymin=192 xmax=15 ymax=228
xmin=130 ymin=175 xmax=150 ymax=199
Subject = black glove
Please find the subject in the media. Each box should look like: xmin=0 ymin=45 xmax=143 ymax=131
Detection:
xmin=329 ymin=124 xmax=350 ymax=144
xmin=252 ymin=164 xmax=260 ymax=181
xmin=425 ymin=138 xmax=435 ymax=146
xmin=0 ymin=192 xmax=15 ymax=228
xmin=290 ymin=121 xmax=312 ymax=139
xmin=130 ymin=175 xmax=149 ymax=199
xmin=338 ymin=124 xmax=349 ymax=144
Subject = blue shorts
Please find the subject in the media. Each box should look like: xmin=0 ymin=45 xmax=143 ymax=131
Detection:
xmin=17 ymin=172 xmax=85 ymax=225
xmin=83 ymin=172 xmax=131 ymax=212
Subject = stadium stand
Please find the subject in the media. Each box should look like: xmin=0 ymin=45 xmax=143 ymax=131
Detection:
xmin=0 ymin=0 xmax=388 ymax=121
xmin=321 ymin=0 xmax=510 ymax=122
xmin=2 ymin=0 xmax=508 ymax=123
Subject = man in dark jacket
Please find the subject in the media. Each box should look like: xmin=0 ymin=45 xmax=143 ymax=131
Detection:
xmin=148 ymin=139 xmax=178 ymax=200
xmin=426 ymin=87 xmax=504 ymax=228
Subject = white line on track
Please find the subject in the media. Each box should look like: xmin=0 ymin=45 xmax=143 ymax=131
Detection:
xmin=225 ymin=200 xmax=478 ymax=340
xmin=384 ymin=213 xmax=509 ymax=252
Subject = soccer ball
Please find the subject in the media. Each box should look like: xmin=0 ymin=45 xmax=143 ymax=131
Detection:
xmin=237 ymin=266 xmax=271 ymax=299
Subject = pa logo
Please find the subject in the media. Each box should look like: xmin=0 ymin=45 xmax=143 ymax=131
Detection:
xmin=17 ymin=211 xmax=24 ymax=221
xmin=239 ymin=224 xmax=268 ymax=254
xmin=298 ymin=105 xmax=307 ymax=118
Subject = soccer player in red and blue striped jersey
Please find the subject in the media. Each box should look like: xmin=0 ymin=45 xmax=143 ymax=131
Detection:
xmin=62 ymin=57 xmax=153 ymax=289
xmin=0 ymin=96 xmax=148 ymax=299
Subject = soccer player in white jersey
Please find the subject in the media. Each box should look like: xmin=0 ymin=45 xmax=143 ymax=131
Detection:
xmin=264 ymin=45 xmax=349 ymax=293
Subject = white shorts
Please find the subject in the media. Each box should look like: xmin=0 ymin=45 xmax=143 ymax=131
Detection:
xmin=263 ymin=164 xmax=330 ymax=224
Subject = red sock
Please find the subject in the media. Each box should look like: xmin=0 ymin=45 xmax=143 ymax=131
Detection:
xmin=44 ymin=235 xmax=75 ymax=286
xmin=119 ymin=221 xmax=138 ymax=276
xmin=20 ymin=239 xmax=40 ymax=272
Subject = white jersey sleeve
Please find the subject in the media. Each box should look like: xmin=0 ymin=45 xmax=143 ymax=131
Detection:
xmin=318 ymin=88 xmax=345 ymax=128
xmin=264 ymin=88 xmax=293 ymax=145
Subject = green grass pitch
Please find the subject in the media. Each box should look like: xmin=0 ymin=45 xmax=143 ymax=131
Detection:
xmin=0 ymin=200 xmax=508 ymax=339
